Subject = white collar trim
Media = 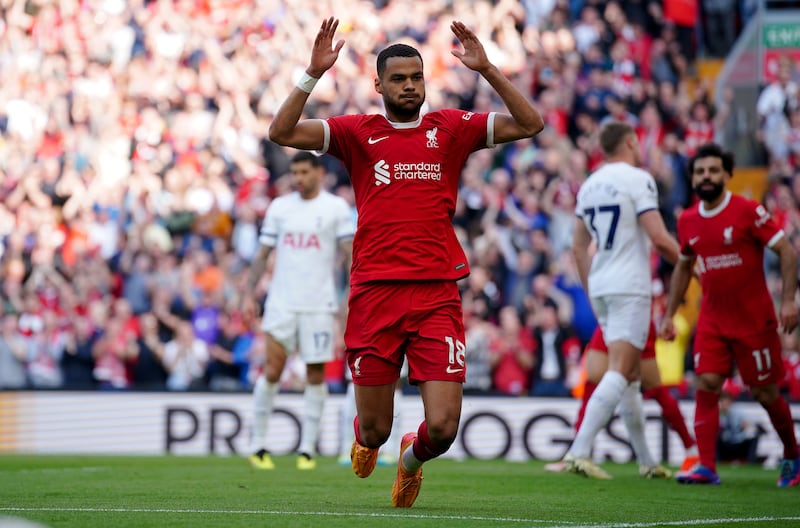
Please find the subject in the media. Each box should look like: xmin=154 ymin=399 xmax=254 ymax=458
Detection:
xmin=699 ymin=191 xmax=732 ymax=218
xmin=384 ymin=115 xmax=422 ymax=129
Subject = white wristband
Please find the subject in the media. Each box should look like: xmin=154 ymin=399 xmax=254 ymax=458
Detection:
xmin=297 ymin=72 xmax=319 ymax=93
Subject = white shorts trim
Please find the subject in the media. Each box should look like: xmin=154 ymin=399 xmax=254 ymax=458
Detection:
xmin=590 ymin=294 xmax=651 ymax=350
xmin=261 ymin=309 xmax=335 ymax=364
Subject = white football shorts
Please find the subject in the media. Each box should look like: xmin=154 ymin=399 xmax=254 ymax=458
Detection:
xmin=262 ymin=309 xmax=335 ymax=364
xmin=590 ymin=294 xmax=651 ymax=350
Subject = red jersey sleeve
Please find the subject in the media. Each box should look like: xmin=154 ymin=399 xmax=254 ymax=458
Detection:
xmin=746 ymin=200 xmax=784 ymax=248
xmin=437 ymin=109 xmax=491 ymax=156
xmin=325 ymin=114 xmax=363 ymax=168
xmin=677 ymin=210 xmax=696 ymax=258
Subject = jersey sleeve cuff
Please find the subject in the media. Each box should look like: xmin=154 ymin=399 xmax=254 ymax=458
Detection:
xmin=486 ymin=112 xmax=496 ymax=148
xmin=767 ymin=230 xmax=785 ymax=248
xmin=636 ymin=207 xmax=658 ymax=216
xmin=313 ymin=119 xmax=330 ymax=155
xmin=259 ymin=234 xmax=278 ymax=246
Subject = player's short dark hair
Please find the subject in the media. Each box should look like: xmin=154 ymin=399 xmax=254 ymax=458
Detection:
xmin=291 ymin=151 xmax=322 ymax=168
xmin=598 ymin=121 xmax=634 ymax=157
xmin=688 ymin=143 xmax=734 ymax=176
xmin=377 ymin=44 xmax=423 ymax=77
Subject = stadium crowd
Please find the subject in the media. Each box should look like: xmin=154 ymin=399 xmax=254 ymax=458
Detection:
xmin=1 ymin=0 xmax=799 ymax=401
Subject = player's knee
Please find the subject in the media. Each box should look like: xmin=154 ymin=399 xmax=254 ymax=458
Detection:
xmin=696 ymin=373 xmax=723 ymax=393
xmin=425 ymin=417 xmax=459 ymax=449
xmin=359 ymin=422 xmax=392 ymax=448
xmin=751 ymin=384 xmax=778 ymax=407
xmin=263 ymin=368 xmax=282 ymax=384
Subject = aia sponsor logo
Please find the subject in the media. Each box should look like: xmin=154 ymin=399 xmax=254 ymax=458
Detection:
xmin=281 ymin=232 xmax=321 ymax=249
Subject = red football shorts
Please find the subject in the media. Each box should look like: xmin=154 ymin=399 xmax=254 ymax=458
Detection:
xmin=345 ymin=281 xmax=466 ymax=386
xmin=693 ymin=327 xmax=784 ymax=386
xmin=587 ymin=321 xmax=657 ymax=359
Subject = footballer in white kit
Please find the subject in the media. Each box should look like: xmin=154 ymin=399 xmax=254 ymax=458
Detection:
xmin=259 ymin=189 xmax=354 ymax=362
xmin=247 ymin=151 xmax=354 ymax=471
xmin=564 ymin=122 xmax=679 ymax=480
xmin=575 ymin=160 xmax=659 ymax=348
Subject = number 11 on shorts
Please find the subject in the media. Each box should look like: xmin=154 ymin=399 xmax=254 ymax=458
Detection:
xmin=752 ymin=348 xmax=771 ymax=373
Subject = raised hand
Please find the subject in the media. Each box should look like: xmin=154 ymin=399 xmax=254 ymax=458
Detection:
xmin=450 ymin=21 xmax=490 ymax=73
xmin=308 ymin=17 xmax=345 ymax=78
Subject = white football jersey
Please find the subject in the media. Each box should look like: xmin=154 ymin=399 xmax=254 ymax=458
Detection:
xmin=575 ymin=161 xmax=659 ymax=297
xmin=259 ymin=191 xmax=355 ymax=313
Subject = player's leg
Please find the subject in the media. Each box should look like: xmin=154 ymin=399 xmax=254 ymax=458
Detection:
xmin=676 ymin=327 xmax=729 ymax=484
xmin=379 ymin=375 xmax=406 ymax=466
xmin=617 ymin=375 xmax=671 ymax=478
xmin=344 ymin=282 xmax=407 ymax=478
xmin=392 ymin=281 xmax=464 ymax=507
xmin=297 ymin=362 xmax=326 ymax=469
xmin=544 ymin=340 xmax=605 ymax=473
xmin=566 ymin=295 xmax=649 ymax=479
xmin=352 ymin=381 xmax=396 ymax=476
xmin=684 ymin=372 xmax=724 ymax=480
xmin=641 ymin=357 xmax=698 ymax=470
xmin=295 ymin=313 xmax=336 ymax=469
xmin=575 ymin=345 xmax=609 ymax=432
xmin=250 ymin=320 xmax=292 ymax=469
xmin=736 ymin=330 xmax=800 ymax=487
xmin=394 ymin=380 xmax=462 ymax=507
xmin=406 ymin=380 xmax=462 ymax=466
xmin=751 ymin=382 xmax=800 ymax=486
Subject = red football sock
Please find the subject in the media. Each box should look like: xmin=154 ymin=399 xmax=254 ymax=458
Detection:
xmin=412 ymin=421 xmax=450 ymax=462
xmin=575 ymin=380 xmax=597 ymax=433
xmin=644 ymin=386 xmax=695 ymax=449
xmin=694 ymin=389 xmax=720 ymax=471
xmin=763 ymin=396 xmax=799 ymax=459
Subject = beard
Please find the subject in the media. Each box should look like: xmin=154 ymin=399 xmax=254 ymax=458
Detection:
xmin=384 ymin=96 xmax=424 ymax=121
xmin=693 ymin=181 xmax=725 ymax=202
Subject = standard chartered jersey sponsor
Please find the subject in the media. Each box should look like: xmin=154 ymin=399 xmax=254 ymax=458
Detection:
xmin=392 ymin=161 xmax=442 ymax=181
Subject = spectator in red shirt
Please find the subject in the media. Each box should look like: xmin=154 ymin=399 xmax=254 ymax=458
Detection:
xmin=489 ymin=306 xmax=536 ymax=396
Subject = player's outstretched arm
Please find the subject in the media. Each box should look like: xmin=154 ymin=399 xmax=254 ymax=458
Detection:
xmin=268 ymin=17 xmax=345 ymax=150
xmin=659 ymin=256 xmax=694 ymax=341
xmin=771 ymin=236 xmax=799 ymax=333
xmin=449 ymin=21 xmax=543 ymax=143
xmin=571 ymin=217 xmax=593 ymax=294
xmin=639 ymin=210 xmax=679 ymax=265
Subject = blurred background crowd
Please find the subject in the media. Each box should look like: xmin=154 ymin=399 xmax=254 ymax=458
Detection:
xmin=1 ymin=0 xmax=799 ymax=400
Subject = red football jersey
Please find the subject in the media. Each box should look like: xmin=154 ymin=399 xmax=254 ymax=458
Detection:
xmin=678 ymin=192 xmax=783 ymax=337
xmin=323 ymin=109 xmax=492 ymax=284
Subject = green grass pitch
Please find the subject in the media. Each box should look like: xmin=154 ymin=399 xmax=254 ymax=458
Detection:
xmin=1 ymin=455 xmax=799 ymax=528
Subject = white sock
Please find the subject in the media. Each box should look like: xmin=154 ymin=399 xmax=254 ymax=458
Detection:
xmin=401 ymin=434 xmax=423 ymax=472
xmin=569 ymin=371 xmax=628 ymax=459
xmin=381 ymin=388 xmax=404 ymax=459
xmin=251 ymin=377 xmax=279 ymax=453
xmin=619 ymin=381 xmax=656 ymax=467
xmin=299 ymin=383 xmax=327 ymax=456
xmin=339 ymin=382 xmax=357 ymax=458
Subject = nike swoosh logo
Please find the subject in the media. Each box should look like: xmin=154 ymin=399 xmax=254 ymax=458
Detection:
xmin=757 ymin=373 xmax=770 ymax=381
xmin=689 ymin=236 xmax=700 ymax=245
xmin=446 ymin=366 xmax=464 ymax=374
xmin=367 ymin=136 xmax=388 ymax=145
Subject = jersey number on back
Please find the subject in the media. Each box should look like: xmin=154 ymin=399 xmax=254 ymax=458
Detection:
xmin=583 ymin=205 xmax=621 ymax=250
